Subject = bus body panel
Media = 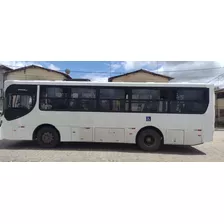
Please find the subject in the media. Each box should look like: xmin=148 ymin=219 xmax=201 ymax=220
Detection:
xmin=0 ymin=80 xmax=215 ymax=146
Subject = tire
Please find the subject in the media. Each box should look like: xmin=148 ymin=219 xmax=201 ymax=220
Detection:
xmin=137 ymin=129 xmax=162 ymax=152
xmin=37 ymin=126 xmax=60 ymax=148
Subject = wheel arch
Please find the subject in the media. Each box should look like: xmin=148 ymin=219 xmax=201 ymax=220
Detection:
xmin=32 ymin=124 xmax=61 ymax=141
xmin=135 ymin=126 xmax=164 ymax=144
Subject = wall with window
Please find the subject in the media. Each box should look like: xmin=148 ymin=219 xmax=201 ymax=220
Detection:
xmin=39 ymin=85 xmax=209 ymax=114
xmin=0 ymin=67 xmax=10 ymax=110
xmin=215 ymin=89 xmax=224 ymax=123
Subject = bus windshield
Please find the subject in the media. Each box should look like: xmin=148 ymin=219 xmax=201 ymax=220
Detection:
xmin=4 ymin=85 xmax=37 ymax=121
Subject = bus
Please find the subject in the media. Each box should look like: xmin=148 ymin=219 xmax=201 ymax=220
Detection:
xmin=0 ymin=80 xmax=215 ymax=152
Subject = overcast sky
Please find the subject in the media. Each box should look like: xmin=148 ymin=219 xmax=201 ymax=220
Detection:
xmin=118 ymin=61 xmax=224 ymax=85
xmin=157 ymin=61 xmax=224 ymax=84
xmin=1 ymin=61 xmax=224 ymax=87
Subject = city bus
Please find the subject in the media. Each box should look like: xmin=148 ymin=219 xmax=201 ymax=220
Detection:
xmin=0 ymin=80 xmax=215 ymax=152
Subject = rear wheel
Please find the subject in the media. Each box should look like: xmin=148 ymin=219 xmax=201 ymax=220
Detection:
xmin=137 ymin=129 xmax=162 ymax=152
xmin=37 ymin=127 xmax=60 ymax=148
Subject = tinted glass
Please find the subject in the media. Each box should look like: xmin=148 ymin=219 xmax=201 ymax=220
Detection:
xmin=69 ymin=99 xmax=97 ymax=111
xmin=40 ymin=98 xmax=69 ymax=110
xmin=100 ymin=88 xmax=125 ymax=99
xmin=169 ymin=88 xmax=209 ymax=114
xmin=40 ymin=86 xmax=68 ymax=98
xmin=71 ymin=87 xmax=96 ymax=99
xmin=175 ymin=89 xmax=206 ymax=101
xmin=132 ymin=89 xmax=160 ymax=100
xmin=40 ymin=86 xmax=68 ymax=110
xmin=8 ymin=94 xmax=33 ymax=109
xmin=131 ymin=101 xmax=168 ymax=113
xmin=170 ymin=101 xmax=207 ymax=114
xmin=39 ymin=86 xmax=97 ymax=111
xmin=130 ymin=88 xmax=169 ymax=113
xmin=99 ymin=99 xmax=126 ymax=112
xmin=4 ymin=85 xmax=37 ymax=121
xmin=38 ymin=85 xmax=209 ymax=114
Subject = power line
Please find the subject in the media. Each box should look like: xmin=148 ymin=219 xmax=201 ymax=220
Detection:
xmin=2 ymin=63 xmax=224 ymax=74
xmin=207 ymin=72 xmax=224 ymax=83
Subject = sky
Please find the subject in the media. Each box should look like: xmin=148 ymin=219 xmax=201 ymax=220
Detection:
xmin=1 ymin=61 xmax=224 ymax=87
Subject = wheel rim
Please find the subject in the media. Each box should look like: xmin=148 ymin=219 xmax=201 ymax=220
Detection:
xmin=144 ymin=135 xmax=155 ymax=146
xmin=42 ymin=132 xmax=54 ymax=144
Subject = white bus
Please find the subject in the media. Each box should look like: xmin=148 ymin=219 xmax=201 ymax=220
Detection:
xmin=0 ymin=80 xmax=215 ymax=152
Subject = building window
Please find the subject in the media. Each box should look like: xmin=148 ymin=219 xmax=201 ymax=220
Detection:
xmin=220 ymin=109 xmax=224 ymax=117
xmin=217 ymin=92 xmax=224 ymax=99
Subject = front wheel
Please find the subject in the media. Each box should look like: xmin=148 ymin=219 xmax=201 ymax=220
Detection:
xmin=137 ymin=129 xmax=162 ymax=152
xmin=37 ymin=127 xmax=60 ymax=148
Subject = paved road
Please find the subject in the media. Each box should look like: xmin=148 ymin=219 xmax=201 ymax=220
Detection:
xmin=0 ymin=131 xmax=223 ymax=162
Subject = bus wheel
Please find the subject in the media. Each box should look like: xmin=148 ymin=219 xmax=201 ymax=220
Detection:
xmin=137 ymin=129 xmax=162 ymax=152
xmin=37 ymin=127 xmax=60 ymax=148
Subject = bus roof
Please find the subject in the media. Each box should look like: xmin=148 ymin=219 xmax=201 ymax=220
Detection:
xmin=4 ymin=80 xmax=214 ymax=89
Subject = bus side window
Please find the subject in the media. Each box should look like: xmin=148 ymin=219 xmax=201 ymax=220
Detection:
xmin=169 ymin=88 xmax=209 ymax=114
xmin=99 ymin=88 xmax=126 ymax=112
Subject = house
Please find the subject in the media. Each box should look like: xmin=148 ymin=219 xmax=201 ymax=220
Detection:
xmin=0 ymin=65 xmax=13 ymax=97
xmin=5 ymin=65 xmax=71 ymax=81
xmin=0 ymin=64 xmax=72 ymax=111
xmin=215 ymin=88 xmax=224 ymax=125
xmin=0 ymin=65 xmax=13 ymax=110
xmin=108 ymin=69 xmax=174 ymax=82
